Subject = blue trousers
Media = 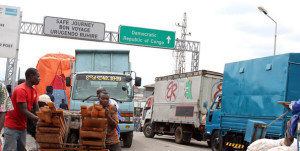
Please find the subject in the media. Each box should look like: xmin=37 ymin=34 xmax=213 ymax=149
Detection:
xmin=3 ymin=126 xmax=27 ymax=151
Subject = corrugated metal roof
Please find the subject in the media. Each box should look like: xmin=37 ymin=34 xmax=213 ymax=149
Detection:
xmin=143 ymin=84 xmax=155 ymax=88
xmin=155 ymin=70 xmax=223 ymax=81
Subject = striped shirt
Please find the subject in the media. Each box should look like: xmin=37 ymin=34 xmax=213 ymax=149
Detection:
xmin=0 ymin=82 xmax=14 ymax=145
xmin=0 ymin=82 xmax=13 ymax=112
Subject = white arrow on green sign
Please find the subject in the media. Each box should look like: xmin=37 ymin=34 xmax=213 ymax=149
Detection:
xmin=119 ymin=25 xmax=175 ymax=49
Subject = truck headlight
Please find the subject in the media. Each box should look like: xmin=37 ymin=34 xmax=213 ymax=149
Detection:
xmin=120 ymin=113 xmax=134 ymax=122
xmin=121 ymin=117 xmax=133 ymax=122
xmin=121 ymin=117 xmax=128 ymax=122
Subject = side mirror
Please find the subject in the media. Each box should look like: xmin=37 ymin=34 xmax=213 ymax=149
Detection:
xmin=135 ymin=77 xmax=142 ymax=86
xmin=66 ymin=77 xmax=71 ymax=87
xmin=125 ymin=76 xmax=133 ymax=82
xmin=203 ymin=101 xmax=208 ymax=109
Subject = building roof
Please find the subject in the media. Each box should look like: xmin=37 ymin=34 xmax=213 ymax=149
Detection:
xmin=143 ymin=84 xmax=155 ymax=88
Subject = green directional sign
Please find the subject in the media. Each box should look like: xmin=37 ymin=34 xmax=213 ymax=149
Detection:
xmin=119 ymin=25 xmax=175 ymax=49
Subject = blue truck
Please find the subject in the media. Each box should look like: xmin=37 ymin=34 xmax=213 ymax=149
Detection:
xmin=205 ymin=53 xmax=300 ymax=151
xmin=66 ymin=49 xmax=141 ymax=148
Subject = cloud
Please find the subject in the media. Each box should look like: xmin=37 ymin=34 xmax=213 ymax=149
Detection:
xmin=235 ymin=22 xmax=292 ymax=38
xmin=236 ymin=22 xmax=273 ymax=38
xmin=247 ymin=44 xmax=274 ymax=57
xmin=283 ymin=33 xmax=300 ymax=42
xmin=218 ymin=1 xmax=255 ymax=15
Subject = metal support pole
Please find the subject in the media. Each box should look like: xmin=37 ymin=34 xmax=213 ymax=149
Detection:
xmin=258 ymin=7 xmax=277 ymax=56
xmin=12 ymin=12 xmax=22 ymax=89
xmin=5 ymin=12 xmax=22 ymax=90
xmin=265 ymin=14 xmax=277 ymax=56
xmin=273 ymin=19 xmax=277 ymax=56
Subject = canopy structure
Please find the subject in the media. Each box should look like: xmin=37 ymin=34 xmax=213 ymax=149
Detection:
xmin=36 ymin=53 xmax=75 ymax=108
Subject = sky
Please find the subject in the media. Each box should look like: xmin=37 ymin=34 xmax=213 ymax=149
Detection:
xmin=1 ymin=0 xmax=300 ymax=86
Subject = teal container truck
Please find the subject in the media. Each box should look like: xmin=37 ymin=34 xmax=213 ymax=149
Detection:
xmin=205 ymin=53 xmax=300 ymax=151
xmin=67 ymin=49 xmax=141 ymax=148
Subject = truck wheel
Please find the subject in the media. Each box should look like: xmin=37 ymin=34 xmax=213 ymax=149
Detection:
xmin=211 ymin=131 xmax=221 ymax=151
xmin=143 ymin=122 xmax=155 ymax=138
xmin=211 ymin=131 xmax=234 ymax=151
xmin=220 ymin=137 xmax=234 ymax=151
xmin=175 ymin=126 xmax=184 ymax=144
xmin=175 ymin=126 xmax=192 ymax=144
xmin=122 ymin=131 xmax=133 ymax=148
xmin=207 ymin=141 xmax=211 ymax=147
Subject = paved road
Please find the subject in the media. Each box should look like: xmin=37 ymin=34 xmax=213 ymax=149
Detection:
xmin=122 ymin=132 xmax=211 ymax=151
xmin=26 ymin=132 xmax=211 ymax=151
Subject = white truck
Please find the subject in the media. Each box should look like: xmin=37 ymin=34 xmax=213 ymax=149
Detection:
xmin=140 ymin=96 xmax=153 ymax=131
xmin=143 ymin=70 xmax=223 ymax=144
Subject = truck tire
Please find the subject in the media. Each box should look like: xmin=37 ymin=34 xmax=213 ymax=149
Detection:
xmin=211 ymin=131 xmax=234 ymax=151
xmin=211 ymin=131 xmax=221 ymax=151
xmin=175 ymin=126 xmax=192 ymax=144
xmin=207 ymin=141 xmax=211 ymax=147
xmin=220 ymin=136 xmax=234 ymax=151
xmin=175 ymin=126 xmax=184 ymax=144
xmin=122 ymin=131 xmax=133 ymax=148
xmin=143 ymin=122 xmax=155 ymax=138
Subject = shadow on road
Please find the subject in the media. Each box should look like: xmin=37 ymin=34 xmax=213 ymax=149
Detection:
xmin=153 ymin=135 xmax=210 ymax=148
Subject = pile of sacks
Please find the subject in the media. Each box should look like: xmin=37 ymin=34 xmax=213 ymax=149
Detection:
xmin=247 ymin=138 xmax=298 ymax=151
xmin=80 ymin=104 xmax=108 ymax=151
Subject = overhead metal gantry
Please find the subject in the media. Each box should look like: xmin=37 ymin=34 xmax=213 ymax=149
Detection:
xmin=5 ymin=21 xmax=200 ymax=86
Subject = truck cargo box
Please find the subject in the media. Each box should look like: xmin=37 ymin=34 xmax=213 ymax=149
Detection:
xmin=220 ymin=53 xmax=300 ymax=138
xmin=75 ymin=49 xmax=130 ymax=73
xmin=152 ymin=70 xmax=223 ymax=127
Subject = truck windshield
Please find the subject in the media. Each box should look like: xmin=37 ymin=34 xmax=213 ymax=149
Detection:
xmin=72 ymin=74 xmax=132 ymax=101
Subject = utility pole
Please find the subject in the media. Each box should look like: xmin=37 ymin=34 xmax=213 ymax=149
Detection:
xmin=174 ymin=12 xmax=191 ymax=74
xmin=258 ymin=6 xmax=277 ymax=56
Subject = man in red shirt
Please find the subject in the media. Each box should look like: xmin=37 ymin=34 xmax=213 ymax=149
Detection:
xmin=3 ymin=68 xmax=40 ymax=151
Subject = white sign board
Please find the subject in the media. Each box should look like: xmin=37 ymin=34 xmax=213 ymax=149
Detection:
xmin=0 ymin=5 xmax=20 ymax=58
xmin=43 ymin=16 xmax=105 ymax=41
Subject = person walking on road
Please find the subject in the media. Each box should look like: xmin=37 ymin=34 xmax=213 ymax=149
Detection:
xmin=97 ymin=87 xmax=122 ymax=138
xmin=98 ymin=91 xmax=121 ymax=151
xmin=279 ymin=100 xmax=300 ymax=146
xmin=26 ymin=94 xmax=52 ymax=151
xmin=59 ymin=99 xmax=68 ymax=110
xmin=46 ymin=85 xmax=55 ymax=102
xmin=5 ymin=85 xmax=12 ymax=98
xmin=3 ymin=68 xmax=40 ymax=151
xmin=27 ymin=94 xmax=52 ymax=138
xmin=17 ymin=79 xmax=25 ymax=85
xmin=0 ymin=82 xmax=14 ymax=149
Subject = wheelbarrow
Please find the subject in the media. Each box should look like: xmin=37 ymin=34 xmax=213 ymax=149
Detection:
xmin=244 ymin=101 xmax=291 ymax=143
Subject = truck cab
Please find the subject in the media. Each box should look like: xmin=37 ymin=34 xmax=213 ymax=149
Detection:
xmin=140 ymin=96 xmax=153 ymax=131
xmin=205 ymin=95 xmax=222 ymax=150
xmin=206 ymin=95 xmax=222 ymax=135
xmin=67 ymin=49 xmax=141 ymax=148
xmin=70 ymin=72 xmax=133 ymax=110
